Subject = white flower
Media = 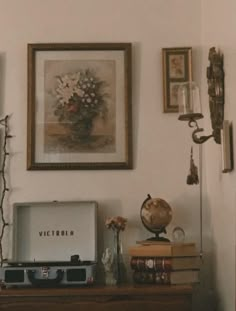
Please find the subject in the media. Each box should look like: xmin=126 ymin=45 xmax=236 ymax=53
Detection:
xmin=55 ymin=72 xmax=84 ymax=104
xmin=70 ymin=72 xmax=81 ymax=83
xmin=56 ymin=86 xmax=73 ymax=104
xmin=73 ymin=86 xmax=84 ymax=97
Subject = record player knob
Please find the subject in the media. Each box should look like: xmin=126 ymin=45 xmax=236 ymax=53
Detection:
xmin=70 ymin=254 xmax=80 ymax=263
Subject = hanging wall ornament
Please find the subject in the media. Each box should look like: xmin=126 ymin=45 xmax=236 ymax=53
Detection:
xmin=186 ymin=146 xmax=199 ymax=185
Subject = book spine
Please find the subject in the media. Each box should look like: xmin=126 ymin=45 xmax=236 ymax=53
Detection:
xmin=130 ymin=257 xmax=171 ymax=272
xmin=128 ymin=247 xmax=172 ymax=257
xmin=128 ymin=243 xmax=197 ymax=257
xmin=132 ymin=271 xmax=170 ymax=284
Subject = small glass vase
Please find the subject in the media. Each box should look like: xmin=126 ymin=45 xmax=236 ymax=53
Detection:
xmin=112 ymin=230 xmax=126 ymax=285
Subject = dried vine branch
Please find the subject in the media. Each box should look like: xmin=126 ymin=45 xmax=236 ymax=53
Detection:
xmin=0 ymin=115 xmax=12 ymax=266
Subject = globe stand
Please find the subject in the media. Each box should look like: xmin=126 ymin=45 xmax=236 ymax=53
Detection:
xmin=146 ymin=228 xmax=170 ymax=242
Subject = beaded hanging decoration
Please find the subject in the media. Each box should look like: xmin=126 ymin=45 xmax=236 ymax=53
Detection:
xmin=186 ymin=146 xmax=199 ymax=185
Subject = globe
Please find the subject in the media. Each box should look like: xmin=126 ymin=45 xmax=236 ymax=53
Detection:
xmin=140 ymin=194 xmax=173 ymax=241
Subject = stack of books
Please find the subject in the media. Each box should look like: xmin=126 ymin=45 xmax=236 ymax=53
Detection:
xmin=128 ymin=241 xmax=201 ymax=285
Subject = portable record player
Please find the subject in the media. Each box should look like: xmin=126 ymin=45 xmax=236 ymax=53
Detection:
xmin=1 ymin=201 xmax=98 ymax=287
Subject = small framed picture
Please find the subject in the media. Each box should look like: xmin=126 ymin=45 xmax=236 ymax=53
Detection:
xmin=162 ymin=47 xmax=192 ymax=113
xmin=27 ymin=43 xmax=132 ymax=170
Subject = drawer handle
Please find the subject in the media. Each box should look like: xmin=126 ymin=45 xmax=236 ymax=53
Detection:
xmin=27 ymin=269 xmax=64 ymax=287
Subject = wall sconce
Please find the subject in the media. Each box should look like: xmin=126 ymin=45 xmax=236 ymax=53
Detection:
xmin=178 ymin=47 xmax=224 ymax=145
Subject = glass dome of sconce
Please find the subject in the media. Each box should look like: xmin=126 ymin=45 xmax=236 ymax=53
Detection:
xmin=177 ymin=81 xmax=203 ymax=121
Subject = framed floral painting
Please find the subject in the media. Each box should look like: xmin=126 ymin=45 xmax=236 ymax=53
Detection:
xmin=162 ymin=47 xmax=192 ymax=113
xmin=27 ymin=43 xmax=132 ymax=170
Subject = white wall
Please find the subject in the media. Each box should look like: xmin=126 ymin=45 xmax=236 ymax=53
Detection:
xmin=0 ymin=0 xmax=220 ymax=308
xmin=201 ymin=1 xmax=236 ymax=310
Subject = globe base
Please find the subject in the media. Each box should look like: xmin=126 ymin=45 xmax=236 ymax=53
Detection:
xmin=146 ymin=232 xmax=170 ymax=242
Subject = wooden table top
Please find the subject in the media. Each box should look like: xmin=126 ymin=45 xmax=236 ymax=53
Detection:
xmin=0 ymin=284 xmax=193 ymax=297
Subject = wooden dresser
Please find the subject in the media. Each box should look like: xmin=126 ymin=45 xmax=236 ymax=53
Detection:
xmin=0 ymin=285 xmax=193 ymax=311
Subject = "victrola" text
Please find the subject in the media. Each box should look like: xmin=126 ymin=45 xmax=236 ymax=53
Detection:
xmin=39 ymin=230 xmax=74 ymax=237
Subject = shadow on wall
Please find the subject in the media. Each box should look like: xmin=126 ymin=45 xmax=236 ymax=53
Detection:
xmin=169 ymin=190 xmax=201 ymax=244
xmin=192 ymin=191 xmax=216 ymax=311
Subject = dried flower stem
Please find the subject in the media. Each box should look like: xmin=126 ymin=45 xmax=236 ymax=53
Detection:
xmin=0 ymin=115 xmax=12 ymax=266
xmin=114 ymin=230 xmax=121 ymax=283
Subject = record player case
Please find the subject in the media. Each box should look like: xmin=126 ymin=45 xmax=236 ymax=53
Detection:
xmin=1 ymin=201 xmax=98 ymax=287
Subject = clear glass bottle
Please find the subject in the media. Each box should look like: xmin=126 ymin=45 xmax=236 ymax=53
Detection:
xmin=112 ymin=230 xmax=126 ymax=285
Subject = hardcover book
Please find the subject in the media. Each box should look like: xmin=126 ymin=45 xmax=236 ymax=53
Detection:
xmin=128 ymin=242 xmax=198 ymax=257
xmin=132 ymin=269 xmax=199 ymax=285
xmin=130 ymin=256 xmax=201 ymax=271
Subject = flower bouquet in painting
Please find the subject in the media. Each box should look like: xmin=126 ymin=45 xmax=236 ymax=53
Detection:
xmin=53 ymin=69 xmax=108 ymax=144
